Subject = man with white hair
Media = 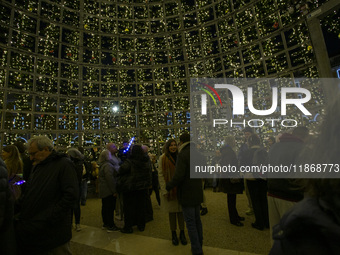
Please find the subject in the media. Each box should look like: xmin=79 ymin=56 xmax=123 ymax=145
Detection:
xmin=15 ymin=135 xmax=78 ymax=255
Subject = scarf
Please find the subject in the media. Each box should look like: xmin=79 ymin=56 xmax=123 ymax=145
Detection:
xmin=162 ymin=153 xmax=177 ymax=201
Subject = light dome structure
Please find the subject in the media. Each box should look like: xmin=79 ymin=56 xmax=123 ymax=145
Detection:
xmin=0 ymin=0 xmax=337 ymax=151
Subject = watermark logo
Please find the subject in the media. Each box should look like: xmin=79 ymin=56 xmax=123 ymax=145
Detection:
xmin=201 ymin=84 xmax=312 ymax=116
xmin=190 ymin=78 xmax=340 ymax=179
xmin=198 ymin=82 xmax=223 ymax=115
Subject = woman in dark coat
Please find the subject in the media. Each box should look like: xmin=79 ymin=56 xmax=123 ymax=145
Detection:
xmin=219 ymin=136 xmax=244 ymax=226
xmin=117 ymin=145 xmax=152 ymax=233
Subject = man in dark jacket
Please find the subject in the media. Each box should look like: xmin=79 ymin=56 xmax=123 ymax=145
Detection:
xmin=267 ymin=127 xmax=309 ymax=243
xmin=15 ymin=136 xmax=79 ymax=255
xmin=166 ymin=133 xmax=205 ymax=255
xmin=0 ymin=158 xmax=16 ymax=255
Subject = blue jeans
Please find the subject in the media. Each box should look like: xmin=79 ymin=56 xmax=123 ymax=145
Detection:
xmin=80 ymin=180 xmax=88 ymax=205
xmin=182 ymin=205 xmax=203 ymax=255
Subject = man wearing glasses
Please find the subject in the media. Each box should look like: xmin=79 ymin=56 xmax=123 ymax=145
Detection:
xmin=15 ymin=135 xmax=78 ymax=255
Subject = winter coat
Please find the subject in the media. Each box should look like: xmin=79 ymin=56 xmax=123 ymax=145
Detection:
xmin=270 ymin=197 xmax=340 ymax=255
xmin=158 ymin=154 xmax=182 ymax=213
xmin=117 ymin=158 xmax=152 ymax=193
xmin=98 ymin=160 xmax=117 ymax=198
xmin=15 ymin=151 xmax=79 ymax=255
xmin=0 ymin=158 xmax=16 ymax=255
xmin=166 ymin=142 xmax=204 ymax=207
xmin=267 ymin=133 xmax=305 ymax=201
xmin=218 ymin=145 xmax=243 ymax=194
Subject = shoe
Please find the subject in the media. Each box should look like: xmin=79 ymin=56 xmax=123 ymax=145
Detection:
xmin=172 ymin=231 xmax=179 ymax=246
xmin=179 ymin=230 xmax=187 ymax=245
xmin=246 ymin=209 xmax=254 ymax=215
xmin=75 ymin=224 xmax=81 ymax=232
xmin=251 ymin=223 xmax=264 ymax=230
xmin=107 ymin=225 xmax=120 ymax=232
xmin=238 ymin=216 xmax=245 ymax=221
xmin=120 ymin=228 xmax=133 ymax=234
xmin=201 ymin=207 xmax=208 ymax=216
xmin=231 ymin=221 xmax=244 ymax=227
xmin=138 ymin=225 xmax=145 ymax=232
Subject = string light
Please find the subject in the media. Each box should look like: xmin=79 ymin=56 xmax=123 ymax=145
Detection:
xmin=123 ymin=137 xmax=135 ymax=154
xmin=0 ymin=0 xmax=335 ymax=151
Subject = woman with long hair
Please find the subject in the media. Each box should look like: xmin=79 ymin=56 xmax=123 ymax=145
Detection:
xmin=2 ymin=145 xmax=23 ymax=178
xmin=158 ymin=139 xmax=187 ymax=246
xmin=2 ymin=145 xmax=24 ymax=200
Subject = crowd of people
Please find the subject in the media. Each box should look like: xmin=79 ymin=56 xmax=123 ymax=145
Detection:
xmin=1 ymin=94 xmax=340 ymax=255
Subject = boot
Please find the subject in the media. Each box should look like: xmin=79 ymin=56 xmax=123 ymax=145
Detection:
xmin=172 ymin=231 xmax=179 ymax=246
xmin=179 ymin=230 xmax=187 ymax=245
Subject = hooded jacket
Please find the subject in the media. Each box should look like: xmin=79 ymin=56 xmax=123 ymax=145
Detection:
xmin=15 ymin=151 xmax=78 ymax=255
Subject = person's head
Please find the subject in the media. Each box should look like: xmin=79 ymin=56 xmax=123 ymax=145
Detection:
xmin=298 ymin=94 xmax=340 ymax=167
xmin=106 ymin=143 xmax=117 ymax=155
xmin=267 ymin=136 xmax=276 ymax=147
xmin=2 ymin=144 xmax=23 ymax=176
xmin=141 ymin=145 xmax=149 ymax=154
xmin=292 ymin=126 xmax=309 ymax=142
xmin=163 ymin=139 xmax=177 ymax=155
xmin=27 ymin=136 xmax=54 ymax=164
xmin=98 ymin=149 xmax=112 ymax=164
xmin=247 ymin=133 xmax=261 ymax=147
xmin=130 ymin=144 xmax=147 ymax=161
xmin=179 ymin=132 xmax=190 ymax=145
xmin=148 ymin=153 xmax=156 ymax=163
xmin=243 ymin=127 xmax=253 ymax=140
xmin=302 ymin=179 xmax=340 ymax=202
xmin=224 ymin=136 xmax=236 ymax=148
xmin=2 ymin=145 xmax=20 ymax=161
xmin=66 ymin=148 xmax=84 ymax=161
xmin=122 ymin=141 xmax=129 ymax=149
xmin=13 ymin=140 xmax=26 ymax=154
